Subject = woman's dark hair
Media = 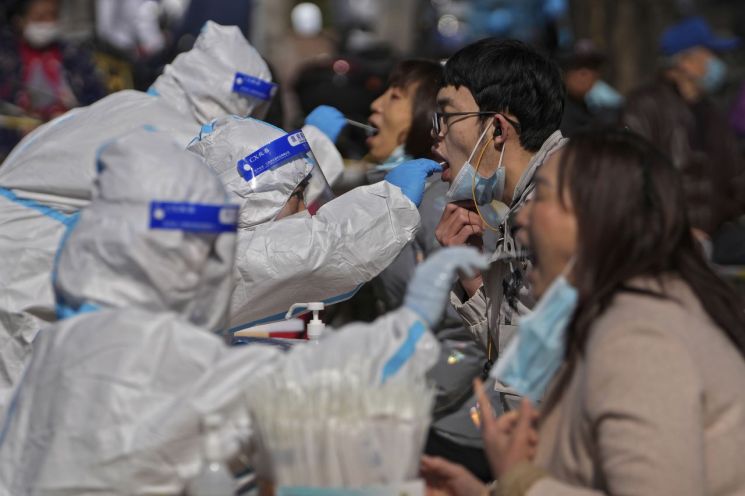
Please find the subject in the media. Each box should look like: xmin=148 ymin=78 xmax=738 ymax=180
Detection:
xmin=556 ymin=129 xmax=745 ymax=374
xmin=388 ymin=59 xmax=442 ymax=160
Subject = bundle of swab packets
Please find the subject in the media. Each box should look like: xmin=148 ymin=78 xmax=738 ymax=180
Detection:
xmin=250 ymin=313 xmax=438 ymax=494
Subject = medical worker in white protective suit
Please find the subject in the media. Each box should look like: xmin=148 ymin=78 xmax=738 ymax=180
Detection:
xmin=187 ymin=115 xmax=440 ymax=330
xmin=0 ymin=128 xmax=487 ymax=495
xmin=0 ymin=22 xmax=345 ymax=408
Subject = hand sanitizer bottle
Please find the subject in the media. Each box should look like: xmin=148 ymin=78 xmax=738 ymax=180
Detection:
xmin=285 ymin=302 xmax=325 ymax=342
xmin=185 ymin=414 xmax=235 ymax=495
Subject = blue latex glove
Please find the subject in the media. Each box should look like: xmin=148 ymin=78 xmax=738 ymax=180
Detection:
xmin=304 ymin=105 xmax=347 ymax=143
xmin=404 ymin=247 xmax=489 ymax=327
xmin=385 ymin=159 xmax=443 ymax=207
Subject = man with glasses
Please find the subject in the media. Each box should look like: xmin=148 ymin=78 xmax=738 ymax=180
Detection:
xmin=425 ymin=39 xmax=567 ymax=475
xmin=434 ymin=38 xmax=566 ymax=357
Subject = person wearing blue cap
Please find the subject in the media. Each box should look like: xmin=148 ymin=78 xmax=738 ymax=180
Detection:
xmin=659 ymin=16 xmax=740 ymax=95
xmin=622 ymin=16 xmax=745 ymax=253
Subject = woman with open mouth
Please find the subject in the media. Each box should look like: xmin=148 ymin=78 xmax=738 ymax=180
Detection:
xmin=365 ymin=59 xmax=443 ymax=175
xmin=422 ymin=128 xmax=745 ymax=496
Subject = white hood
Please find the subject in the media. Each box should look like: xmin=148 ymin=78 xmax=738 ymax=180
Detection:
xmin=53 ymin=128 xmax=238 ymax=331
xmin=151 ymin=21 xmax=275 ymax=123
xmin=187 ymin=116 xmax=312 ymax=229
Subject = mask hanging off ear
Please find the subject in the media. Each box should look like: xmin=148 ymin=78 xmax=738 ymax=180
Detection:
xmin=490 ymin=257 xmax=578 ymax=401
xmin=472 ymin=138 xmax=507 ymax=232
xmin=445 ymin=121 xmax=507 ymax=207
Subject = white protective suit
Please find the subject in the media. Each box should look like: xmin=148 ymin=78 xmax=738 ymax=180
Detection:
xmin=186 ymin=116 xmax=420 ymax=331
xmin=0 ymin=22 xmax=342 ymax=409
xmin=0 ymin=129 xmax=438 ymax=495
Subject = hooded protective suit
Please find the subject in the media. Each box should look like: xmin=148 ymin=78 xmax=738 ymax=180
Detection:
xmin=187 ymin=116 xmax=421 ymax=330
xmin=0 ymin=128 xmax=458 ymax=495
xmin=0 ymin=22 xmax=342 ymax=409
xmin=0 ymin=129 xmax=283 ymax=495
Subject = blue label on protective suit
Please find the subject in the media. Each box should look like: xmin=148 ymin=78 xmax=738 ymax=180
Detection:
xmin=236 ymin=130 xmax=311 ymax=181
xmin=232 ymin=72 xmax=277 ymax=101
xmin=149 ymin=202 xmax=239 ymax=233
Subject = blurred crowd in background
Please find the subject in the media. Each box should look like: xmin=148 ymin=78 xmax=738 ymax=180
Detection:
xmin=2 ymin=0 xmax=745 ymax=150
xmin=1 ymin=0 xmax=745 ymax=264
xmin=0 ymin=1 xmax=745 ymax=493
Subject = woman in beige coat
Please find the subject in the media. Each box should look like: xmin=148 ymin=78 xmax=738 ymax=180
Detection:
xmin=422 ymin=129 xmax=745 ymax=496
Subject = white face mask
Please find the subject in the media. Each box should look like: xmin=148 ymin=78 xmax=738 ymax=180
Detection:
xmin=23 ymin=21 xmax=60 ymax=48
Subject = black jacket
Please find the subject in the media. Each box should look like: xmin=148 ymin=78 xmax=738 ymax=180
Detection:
xmin=623 ymin=78 xmax=745 ymax=234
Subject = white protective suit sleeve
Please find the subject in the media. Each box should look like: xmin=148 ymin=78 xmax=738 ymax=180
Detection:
xmin=227 ymin=180 xmax=421 ymax=330
xmin=0 ymin=311 xmax=436 ymax=495
xmin=282 ymin=307 xmax=437 ymax=387
xmin=252 ymin=307 xmax=439 ymax=487
xmin=0 ymin=308 xmax=282 ymax=496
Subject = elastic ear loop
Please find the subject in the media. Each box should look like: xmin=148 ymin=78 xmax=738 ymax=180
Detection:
xmin=562 ymin=256 xmax=577 ymax=278
xmin=472 ymin=138 xmax=504 ymax=232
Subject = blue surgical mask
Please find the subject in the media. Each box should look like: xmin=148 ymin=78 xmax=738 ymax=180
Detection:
xmin=490 ymin=269 xmax=578 ymax=402
xmin=445 ymin=124 xmax=506 ymax=206
xmin=585 ymin=80 xmax=624 ymax=111
xmin=699 ymin=56 xmax=727 ymax=94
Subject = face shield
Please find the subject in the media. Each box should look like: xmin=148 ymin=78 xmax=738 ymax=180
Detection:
xmin=236 ymin=129 xmax=334 ymax=216
xmin=230 ymin=71 xmax=278 ymax=119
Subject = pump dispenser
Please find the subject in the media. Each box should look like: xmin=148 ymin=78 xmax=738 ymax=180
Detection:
xmin=285 ymin=302 xmax=325 ymax=342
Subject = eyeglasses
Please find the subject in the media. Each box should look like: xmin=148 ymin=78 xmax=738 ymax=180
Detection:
xmin=431 ymin=111 xmax=521 ymax=136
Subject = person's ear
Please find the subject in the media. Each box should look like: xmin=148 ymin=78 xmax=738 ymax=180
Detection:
xmin=491 ymin=114 xmax=510 ymax=146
